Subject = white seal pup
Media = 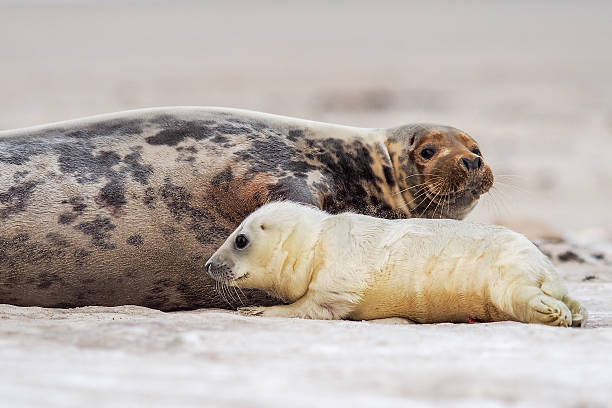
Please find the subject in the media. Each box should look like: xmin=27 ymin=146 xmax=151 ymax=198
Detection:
xmin=206 ymin=202 xmax=586 ymax=327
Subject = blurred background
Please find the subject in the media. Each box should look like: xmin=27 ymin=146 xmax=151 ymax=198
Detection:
xmin=1 ymin=0 xmax=611 ymax=243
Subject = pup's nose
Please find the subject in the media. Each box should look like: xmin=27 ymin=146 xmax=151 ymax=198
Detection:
xmin=205 ymin=259 xmax=233 ymax=281
xmin=461 ymin=156 xmax=482 ymax=170
xmin=205 ymin=260 xmax=219 ymax=277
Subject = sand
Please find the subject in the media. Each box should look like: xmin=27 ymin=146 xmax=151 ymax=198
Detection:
xmin=0 ymin=1 xmax=611 ymax=406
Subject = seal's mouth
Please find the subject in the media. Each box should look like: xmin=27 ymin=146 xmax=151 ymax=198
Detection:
xmin=232 ymin=273 xmax=250 ymax=284
xmin=427 ymin=179 xmax=489 ymax=202
xmin=205 ymin=260 xmax=235 ymax=282
xmin=413 ymin=169 xmax=494 ymax=218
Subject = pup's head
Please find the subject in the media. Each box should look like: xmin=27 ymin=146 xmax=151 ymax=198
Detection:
xmin=387 ymin=124 xmax=494 ymax=219
xmin=205 ymin=202 xmax=326 ymax=293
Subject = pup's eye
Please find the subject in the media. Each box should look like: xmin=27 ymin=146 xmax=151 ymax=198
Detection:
xmin=420 ymin=147 xmax=436 ymax=160
xmin=471 ymin=147 xmax=482 ymax=156
xmin=235 ymin=234 xmax=249 ymax=250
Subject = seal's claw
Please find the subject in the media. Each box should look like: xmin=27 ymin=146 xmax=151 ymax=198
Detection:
xmin=238 ymin=306 xmax=266 ymax=316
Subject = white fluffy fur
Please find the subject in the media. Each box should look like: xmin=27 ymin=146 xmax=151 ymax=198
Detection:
xmin=207 ymin=202 xmax=586 ymax=326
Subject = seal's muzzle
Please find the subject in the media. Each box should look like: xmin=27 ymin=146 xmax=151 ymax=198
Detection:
xmin=205 ymin=260 xmax=234 ymax=282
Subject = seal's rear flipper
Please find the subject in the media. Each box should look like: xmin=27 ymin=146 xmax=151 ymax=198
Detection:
xmin=562 ymin=295 xmax=588 ymax=328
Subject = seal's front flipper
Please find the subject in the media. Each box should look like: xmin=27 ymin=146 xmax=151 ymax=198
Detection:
xmin=237 ymin=304 xmax=308 ymax=318
xmin=238 ymin=294 xmax=349 ymax=320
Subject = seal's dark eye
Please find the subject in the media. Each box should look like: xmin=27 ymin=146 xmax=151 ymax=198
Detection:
xmin=235 ymin=234 xmax=249 ymax=250
xmin=471 ymin=148 xmax=482 ymax=156
xmin=420 ymin=147 xmax=436 ymax=160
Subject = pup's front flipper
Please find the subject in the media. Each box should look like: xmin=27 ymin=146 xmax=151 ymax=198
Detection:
xmin=237 ymin=306 xmax=268 ymax=316
xmin=238 ymin=295 xmax=348 ymax=320
xmin=238 ymin=305 xmax=303 ymax=318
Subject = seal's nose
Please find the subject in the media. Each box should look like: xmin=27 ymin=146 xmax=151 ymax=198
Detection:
xmin=462 ymin=156 xmax=482 ymax=170
xmin=205 ymin=259 xmax=234 ymax=281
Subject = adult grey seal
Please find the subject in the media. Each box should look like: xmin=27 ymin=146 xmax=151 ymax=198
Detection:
xmin=0 ymin=107 xmax=493 ymax=310
xmin=206 ymin=202 xmax=586 ymax=327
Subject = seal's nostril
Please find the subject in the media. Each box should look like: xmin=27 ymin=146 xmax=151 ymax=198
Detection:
xmin=205 ymin=262 xmax=212 ymax=274
xmin=462 ymin=157 xmax=481 ymax=171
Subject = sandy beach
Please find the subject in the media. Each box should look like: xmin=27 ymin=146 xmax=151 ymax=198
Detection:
xmin=1 ymin=1 xmax=611 ymax=406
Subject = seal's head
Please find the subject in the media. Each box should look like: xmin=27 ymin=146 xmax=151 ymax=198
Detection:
xmin=386 ymin=124 xmax=493 ymax=219
xmin=205 ymin=202 xmax=326 ymax=301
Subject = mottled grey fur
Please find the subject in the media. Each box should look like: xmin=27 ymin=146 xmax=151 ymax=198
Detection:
xmin=0 ymin=107 xmax=488 ymax=310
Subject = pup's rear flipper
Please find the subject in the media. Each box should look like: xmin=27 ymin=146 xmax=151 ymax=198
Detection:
xmin=540 ymin=279 xmax=587 ymax=328
xmin=562 ymin=295 xmax=588 ymax=328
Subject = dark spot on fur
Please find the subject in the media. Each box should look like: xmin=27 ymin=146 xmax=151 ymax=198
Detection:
xmin=145 ymin=119 xmax=216 ymax=146
xmin=76 ymin=216 xmax=117 ymax=249
xmin=211 ymin=134 xmax=228 ymax=144
xmin=146 ymin=129 xmax=190 ymax=146
xmin=58 ymin=212 xmax=78 ymax=224
xmin=126 ymin=234 xmax=144 ymax=246
xmin=58 ymin=196 xmax=87 ymax=224
xmin=287 ymin=129 xmax=304 ymax=142
xmin=557 ymin=251 xmax=584 ymax=263
xmin=123 ymin=148 xmax=154 ymax=185
xmin=159 ymin=178 xmax=214 ymax=244
xmin=70 ymin=196 xmax=87 ymax=213
xmin=582 ymin=275 xmax=597 ymax=281
xmin=159 ymin=180 xmax=195 ymax=221
xmin=13 ymin=170 xmax=29 ymax=181
xmin=0 ymin=118 xmax=142 ymax=166
xmin=215 ymin=123 xmax=251 ymax=135
xmin=175 ymin=145 xmax=198 ymax=163
xmin=63 ymin=118 xmax=143 ymax=139
xmin=0 ymin=233 xmax=70 ymax=272
xmin=46 ymin=233 xmax=70 ymax=248
xmin=268 ymin=176 xmax=317 ymax=205
xmin=211 ymin=168 xmax=234 ymax=187
xmin=37 ymin=272 xmax=64 ymax=289
xmin=0 ymin=180 xmax=40 ymax=219
xmin=56 ymin=146 xmax=122 ymax=184
xmin=383 ymin=165 xmax=396 ymax=187
xmin=97 ymin=179 xmax=127 ymax=212
xmin=143 ymin=187 xmax=157 ymax=209
xmin=236 ymin=134 xmax=317 ymax=178
xmin=73 ymin=248 xmax=91 ymax=260
xmin=225 ymin=117 xmax=268 ymax=132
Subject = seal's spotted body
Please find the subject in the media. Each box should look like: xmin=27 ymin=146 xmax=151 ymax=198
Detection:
xmin=0 ymin=107 xmax=492 ymax=310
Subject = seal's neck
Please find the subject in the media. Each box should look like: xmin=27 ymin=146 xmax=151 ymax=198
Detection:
xmin=267 ymin=211 xmax=327 ymax=302
xmin=381 ymin=131 xmax=425 ymax=217
xmin=359 ymin=132 xmax=412 ymax=218
xmin=314 ymin=130 xmax=411 ymax=218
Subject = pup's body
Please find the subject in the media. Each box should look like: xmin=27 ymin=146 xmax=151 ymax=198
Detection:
xmin=206 ymin=202 xmax=586 ymax=327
